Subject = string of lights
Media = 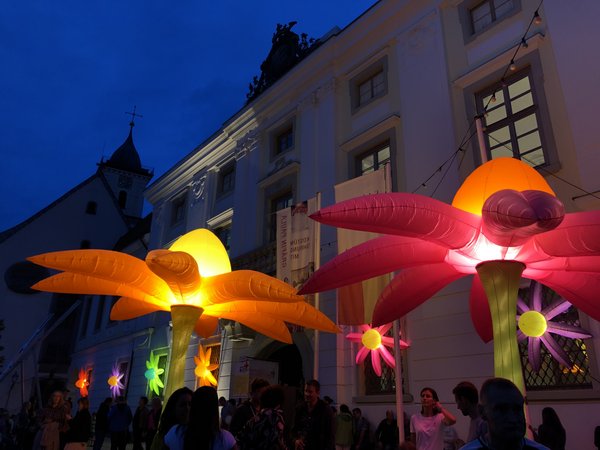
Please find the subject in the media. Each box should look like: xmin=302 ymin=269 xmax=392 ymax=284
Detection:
xmin=415 ymin=0 xmax=545 ymax=196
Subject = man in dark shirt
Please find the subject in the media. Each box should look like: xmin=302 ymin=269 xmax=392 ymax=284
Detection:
xmin=230 ymin=378 xmax=270 ymax=439
xmin=292 ymin=379 xmax=334 ymax=450
xmin=461 ymin=378 xmax=548 ymax=450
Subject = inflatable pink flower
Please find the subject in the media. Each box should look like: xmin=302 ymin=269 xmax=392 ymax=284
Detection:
xmin=345 ymin=323 xmax=408 ymax=376
xmin=300 ymin=158 xmax=600 ymax=392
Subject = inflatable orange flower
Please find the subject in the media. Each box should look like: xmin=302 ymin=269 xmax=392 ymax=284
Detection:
xmin=29 ymin=228 xmax=338 ymax=398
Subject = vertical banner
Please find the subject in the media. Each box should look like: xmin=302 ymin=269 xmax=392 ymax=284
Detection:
xmin=276 ymin=198 xmax=317 ymax=293
xmin=334 ymin=168 xmax=390 ymax=325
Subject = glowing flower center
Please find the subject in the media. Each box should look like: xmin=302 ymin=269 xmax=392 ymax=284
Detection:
xmin=518 ymin=311 xmax=547 ymax=337
xmin=108 ymin=376 xmax=119 ymax=387
xmin=145 ymin=369 xmax=156 ymax=380
xmin=361 ymin=329 xmax=382 ymax=350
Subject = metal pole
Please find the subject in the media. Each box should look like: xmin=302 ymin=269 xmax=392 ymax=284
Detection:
xmin=475 ymin=116 xmax=489 ymax=164
xmin=312 ymin=192 xmax=321 ymax=380
xmin=393 ymin=320 xmax=405 ymax=443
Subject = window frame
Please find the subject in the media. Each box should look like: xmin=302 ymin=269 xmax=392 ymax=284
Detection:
xmin=217 ymin=162 xmax=236 ymax=197
xmin=349 ymin=56 xmax=389 ymax=114
xmin=355 ymin=141 xmax=392 ymax=177
xmin=458 ymin=0 xmax=521 ymax=43
xmin=268 ymin=190 xmax=294 ymax=242
xmin=463 ymin=51 xmax=559 ymax=172
xmin=170 ymin=191 xmax=188 ymax=226
xmin=270 ymin=119 xmax=296 ymax=160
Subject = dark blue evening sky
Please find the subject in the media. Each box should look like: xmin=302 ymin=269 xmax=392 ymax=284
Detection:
xmin=1 ymin=0 xmax=376 ymax=231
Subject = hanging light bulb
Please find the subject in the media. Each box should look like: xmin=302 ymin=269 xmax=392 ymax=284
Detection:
xmin=533 ymin=11 xmax=542 ymax=25
xmin=509 ymin=60 xmax=517 ymax=72
xmin=521 ymin=38 xmax=528 ymax=49
xmin=490 ymin=93 xmax=497 ymax=103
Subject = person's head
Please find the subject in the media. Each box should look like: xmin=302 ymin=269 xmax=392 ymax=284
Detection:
xmin=139 ymin=396 xmax=148 ymax=407
xmin=259 ymin=385 xmax=284 ymax=410
xmin=480 ymin=378 xmax=526 ymax=446
xmin=185 ymin=387 xmax=219 ymax=450
xmin=304 ymin=379 xmax=320 ymax=406
xmin=541 ymin=407 xmax=563 ymax=429
xmin=158 ymin=387 xmax=193 ymax=435
xmin=78 ymin=397 xmax=89 ymax=411
xmin=352 ymin=408 xmax=362 ymax=419
xmin=453 ymin=381 xmax=479 ymax=417
xmin=151 ymin=397 xmax=162 ymax=410
xmin=386 ymin=410 xmax=394 ymax=422
xmin=250 ymin=378 xmax=270 ymax=404
xmin=339 ymin=404 xmax=350 ymax=415
xmin=49 ymin=390 xmax=63 ymax=407
xmin=218 ymin=396 xmax=226 ymax=407
xmin=420 ymin=387 xmax=439 ymax=414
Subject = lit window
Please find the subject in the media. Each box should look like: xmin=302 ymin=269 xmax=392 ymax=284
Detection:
xmin=477 ymin=68 xmax=547 ymax=167
xmin=357 ymin=143 xmax=391 ymax=176
xmin=470 ymin=0 xmax=515 ymax=34
xmin=518 ymin=283 xmax=593 ymax=391
xmin=364 ymin=327 xmax=408 ymax=396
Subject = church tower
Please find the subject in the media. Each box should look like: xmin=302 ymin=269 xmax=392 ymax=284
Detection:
xmin=98 ymin=108 xmax=153 ymax=221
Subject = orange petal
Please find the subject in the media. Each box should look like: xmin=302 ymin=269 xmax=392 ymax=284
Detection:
xmin=110 ymin=297 xmax=169 ymax=320
xmin=146 ymin=250 xmax=202 ymax=302
xmin=205 ymin=301 xmax=339 ymax=334
xmin=194 ymin=316 xmax=219 ymax=338
xmin=32 ymin=273 xmax=171 ymax=308
xmin=201 ymin=271 xmax=303 ymax=305
xmin=205 ymin=309 xmax=292 ymax=343
xmin=28 ymin=250 xmax=170 ymax=300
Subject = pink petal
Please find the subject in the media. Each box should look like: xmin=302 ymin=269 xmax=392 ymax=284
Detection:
xmin=532 ymin=281 xmax=543 ymax=312
xmin=356 ymin=346 xmax=370 ymax=365
xmin=540 ymin=334 xmax=572 ymax=368
xmin=309 ymin=193 xmax=481 ymax=248
xmin=469 ymin=274 xmax=493 ymax=343
xmin=373 ymin=263 xmax=466 ymax=326
xmin=299 ymin=235 xmax=448 ymax=295
xmin=371 ymin=351 xmax=382 ymax=376
xmin=546 ymin=322 xmax=592 ymax=339
xmin=529 ymin=337 xmax=542 ymax=372
xmin=543 ymin=300 xmax=572 ymax=320
xmin=379 ymin=345 xmax=396 ymax=369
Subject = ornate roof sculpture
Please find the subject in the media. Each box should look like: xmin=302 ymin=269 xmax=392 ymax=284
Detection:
xmin=246 ymin=22 xmax=319 ymax=102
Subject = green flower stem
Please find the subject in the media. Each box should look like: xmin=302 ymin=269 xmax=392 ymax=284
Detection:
xmin=476 ymin=260 xmax=526 ymax=394
xmin=164 ymin=304 xmax=203 ymax=399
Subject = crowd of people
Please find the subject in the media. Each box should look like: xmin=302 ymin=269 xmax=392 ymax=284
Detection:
xmin=0 ymin=376 xmax=579 ymax=450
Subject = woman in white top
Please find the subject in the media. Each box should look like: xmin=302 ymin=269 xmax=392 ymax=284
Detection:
xmin=410 ymin=387 xmax=456 ymax=450
xmin=165 ymin=386 xmax=236 ymax=450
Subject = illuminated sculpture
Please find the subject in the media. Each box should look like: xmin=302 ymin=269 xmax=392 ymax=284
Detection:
xmin=145 ymin=353 xmax=165 ymax=395
xmin=518 ymin=280 xmax=592 ymax=372
xmin=300 ymin=158 xmax=600 ymax=393
xmin=194 ymin=345 xmax=218 ymax=387
xmin=345 ymin=323 xmax=408 ymax=376
xmin=75 ymin=368 xmax=89 ymax=397
xmin=29 ymin=228 xmax=338 ymax=398
xmin=107 ymin=366 xmax=125 ymax=397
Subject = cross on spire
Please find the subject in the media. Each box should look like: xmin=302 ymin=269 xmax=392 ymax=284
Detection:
xmin=125 ymin=105 xmax=143 ymax=130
